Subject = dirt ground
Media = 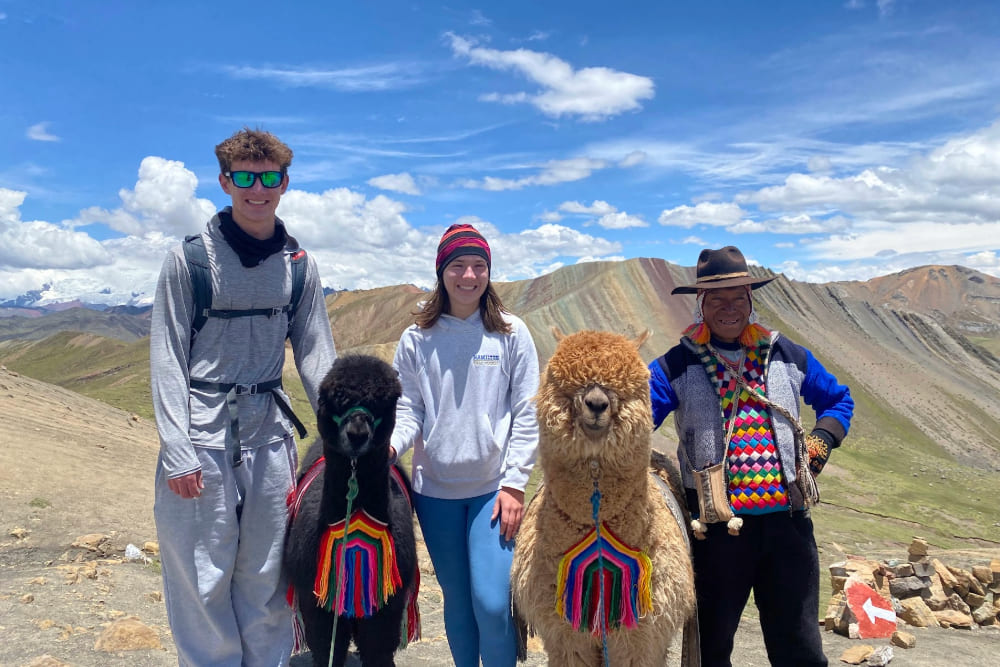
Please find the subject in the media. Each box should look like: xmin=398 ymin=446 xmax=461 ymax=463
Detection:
xmin=2 ymin=366 xmax=998 ymax=666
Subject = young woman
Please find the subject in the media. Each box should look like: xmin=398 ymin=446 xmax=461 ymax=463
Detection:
xmin=390 ymin=223 xmax=539 ymax=667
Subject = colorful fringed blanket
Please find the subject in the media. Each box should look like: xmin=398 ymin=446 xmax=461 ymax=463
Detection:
xmin=555 ymin=523 xmax=652 ymax=635
xmin=285 ymin=458 xmax=420 ymax=651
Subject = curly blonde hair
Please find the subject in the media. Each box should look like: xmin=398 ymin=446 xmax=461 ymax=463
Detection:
xmin=214 ymin=127 xmax=293 ymax=173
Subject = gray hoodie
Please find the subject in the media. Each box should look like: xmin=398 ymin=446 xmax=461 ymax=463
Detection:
xmin=150 ymin=214 xmax=337 ymax=478
xmin=391 ymin=310 xmax=539 ymax=499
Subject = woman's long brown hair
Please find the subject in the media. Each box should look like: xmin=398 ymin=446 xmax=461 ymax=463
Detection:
xmin=414 ymin=282 xmax=512 ymax=334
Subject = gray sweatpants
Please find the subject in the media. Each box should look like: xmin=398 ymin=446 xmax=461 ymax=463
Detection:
xmin=154 ymin=438 xmax=297 ymax=666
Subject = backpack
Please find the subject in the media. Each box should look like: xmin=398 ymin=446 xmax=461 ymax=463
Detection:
xmin=182 ymin=234 xmax=308 ymax=344
xmin=181 ymin=233 xmax=311 ymax=464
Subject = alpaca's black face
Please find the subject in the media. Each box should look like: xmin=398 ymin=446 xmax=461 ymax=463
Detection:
xmin=326 ymin=406 xmax=383 ymax=459
xmin=315 ymin=355 xmax=402 ymax=462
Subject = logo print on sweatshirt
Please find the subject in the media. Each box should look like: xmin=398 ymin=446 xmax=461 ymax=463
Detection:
xmin=472 ymin=354 xmax=500 ymax=367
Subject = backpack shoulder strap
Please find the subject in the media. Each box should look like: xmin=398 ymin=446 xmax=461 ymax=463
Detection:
xmin=182 ymin=234 xmax=211 ymax=340
xmin=286 ymin=237 xmax=308 ymax=336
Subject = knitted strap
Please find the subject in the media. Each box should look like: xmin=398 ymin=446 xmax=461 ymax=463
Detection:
xmin=707 ymin=345 xmax=819 ymax=507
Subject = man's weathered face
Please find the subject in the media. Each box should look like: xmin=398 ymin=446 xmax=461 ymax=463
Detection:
xmin=701 ymin=286 xmax=751 ymax=343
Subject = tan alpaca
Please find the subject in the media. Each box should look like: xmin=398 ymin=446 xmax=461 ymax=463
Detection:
xmin=511 ymin=330 xmax=696 ymax=666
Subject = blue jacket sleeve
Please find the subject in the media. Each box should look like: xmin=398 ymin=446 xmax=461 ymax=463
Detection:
xmin=800 ymin=348 xmax=853 ymax=438
xmin=648 ymin=358 xmax=679 ymax=430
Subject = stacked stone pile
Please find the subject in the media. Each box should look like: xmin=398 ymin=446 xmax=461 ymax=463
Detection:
xmin=825 ymin=537 xmax=1000 ymax=637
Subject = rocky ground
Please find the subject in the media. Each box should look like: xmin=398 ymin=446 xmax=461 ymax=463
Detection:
xmin=2 ymin=366 xmax=998 ymax=666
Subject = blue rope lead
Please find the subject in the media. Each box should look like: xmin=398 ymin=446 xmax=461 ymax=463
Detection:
xmin=328 ymin=459 xmax=359 ymax=667
xmin=590 ymin=460 xmax=610 ymax=667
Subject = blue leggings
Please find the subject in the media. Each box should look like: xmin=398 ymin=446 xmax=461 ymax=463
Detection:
xmin=413 ymin=492 xmax=517 ymax=667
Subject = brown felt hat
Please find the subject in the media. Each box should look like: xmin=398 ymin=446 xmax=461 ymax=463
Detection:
xmin=671 ymin=246 xmax=776 ymax=295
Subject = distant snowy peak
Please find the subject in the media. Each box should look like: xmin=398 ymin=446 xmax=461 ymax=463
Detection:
xmin=0 ymin=283 xmax=154 ymax=315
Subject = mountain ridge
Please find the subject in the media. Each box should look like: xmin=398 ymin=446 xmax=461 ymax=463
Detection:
xmin=2 ymin=258 xmax=999 ymax=477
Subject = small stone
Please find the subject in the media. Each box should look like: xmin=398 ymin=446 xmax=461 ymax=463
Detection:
xmin=907 ymin=537 xmax=929 ymax=558
xmin=898 ymin=596 xmax=939 ymax=628
xmin=93 ymin=616 xmax=161 ymax=651
xmin=891 ymin=629 xmax=916 ymax=648
xmin=933 ymin=558 xmax=959 ymax=589
xmin=20 ymin=593 xmax=34 ymax=603
xmin=934 ymin=608 xmax=974 ymax=628
xmin=72 ymin=533 xmax=109 ymax=552
xmin=887 ymin=562 xmax=914 ymax=578
xmin=889 ymin=575 xmax=927 ymax=599
xmin=972 ymin=603 xmax=996 ymax=626
xmin=840 ymin=644 xmax=874 ymax=664
xmin=972 ymin=565 xmax=992 ymax=585
xmin=23 ymin=656 xmax=71 ymax=667
xmin=865 ymin=645 xmax=893 ymax=666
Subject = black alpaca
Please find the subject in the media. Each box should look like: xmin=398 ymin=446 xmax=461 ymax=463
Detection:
xmin=285 ymin=355 xmax=418 ymax=667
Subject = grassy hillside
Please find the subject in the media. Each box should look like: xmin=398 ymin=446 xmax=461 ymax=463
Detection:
xmin=0 ymin=332 xmax=153 ymax=420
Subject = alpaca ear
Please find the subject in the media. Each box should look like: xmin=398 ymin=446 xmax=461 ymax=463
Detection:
xmin=551 ymin=326 xmax=565 ymax=342
xmin=631 ymin=329 xmax=651 ymax=349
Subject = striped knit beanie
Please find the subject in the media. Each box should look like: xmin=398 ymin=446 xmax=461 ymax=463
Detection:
xmin=435 ymin=223 xmax=491 ymax=278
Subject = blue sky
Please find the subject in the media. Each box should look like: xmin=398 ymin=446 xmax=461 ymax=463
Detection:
xmin=2 ymin=0 xmax=1000 ymax=305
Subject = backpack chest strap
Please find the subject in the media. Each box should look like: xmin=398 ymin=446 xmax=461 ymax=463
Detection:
xmin=201 ymin=304 xmax=292 ymax=320
xmin=189 ymin=377 xmax=308 ymax=467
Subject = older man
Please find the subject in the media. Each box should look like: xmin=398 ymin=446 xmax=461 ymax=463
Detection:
xmin=648 ymin=246 xmax=853 ymax=667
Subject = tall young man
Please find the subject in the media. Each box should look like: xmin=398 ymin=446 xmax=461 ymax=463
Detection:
xmin=151 ymin=128 xmax=336 ymax=665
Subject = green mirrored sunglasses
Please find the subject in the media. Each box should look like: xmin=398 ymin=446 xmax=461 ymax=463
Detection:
xmin=225 ymin=170 xmax=284 ymax=188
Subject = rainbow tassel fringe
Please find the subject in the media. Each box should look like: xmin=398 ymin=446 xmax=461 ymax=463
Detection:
xmin=683 ymin=321 xmax=771 ymax=347
xmin=555 ymin=524 xmax=652 ymax=635
xmin=314 ymin=510 xmax=402 ymax=617
xmin=399 ymin=567 xmax=421 ymax=647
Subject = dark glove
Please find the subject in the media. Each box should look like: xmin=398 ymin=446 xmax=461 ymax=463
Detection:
xmin=806 ymin=428 xmax=836 ymax=475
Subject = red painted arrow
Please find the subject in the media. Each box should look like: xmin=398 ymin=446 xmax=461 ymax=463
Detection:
xmin=845 ymin=578 xmax=896 ymax=639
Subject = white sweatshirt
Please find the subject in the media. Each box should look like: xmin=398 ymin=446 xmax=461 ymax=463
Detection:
xmin=390 ymin=310 xmax=540 ymax=499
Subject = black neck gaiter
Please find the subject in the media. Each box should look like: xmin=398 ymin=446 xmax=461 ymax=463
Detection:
xmin=218 ymin=209 xmax=287 ymax=267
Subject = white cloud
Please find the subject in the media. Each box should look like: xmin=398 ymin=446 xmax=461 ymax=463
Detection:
xmin=658 ymin=202 xmax=748 ymax=229
xmin=27 ymin=122 xmax=59 ymax=142
xmin=458 ymin=157 xmax=608 ymax=191
xmin=446 ymin=33 xmax=654 ymax=121
xmin=556 ymin=200 xmax=647 ymax=229
xmin=367 ymin=172 xmax=421 ymax=195
xmin=220 ymin=62 xmax=425 ymax=91
xmin=559 ymin=200 xmax=616 ymax=216
xmin=652 ymin=120 xmax=1000 ymax=274
xmin=729 ymin=214 xmax=852 ymax=235
xmin=739 ymin=121 xmax=1000 ymax=225
xmin=76 ymin=156 xmax=217 ymax=237
xmin=806 ymin=221 xmax=1000 ymax=260
xmin=619 ymin=150 xmax=647 ymax=168
xmin=0 ymin=189 xmax=110 ymax=271
xmin=807 ymin=155 xmax=833 ymax=173
xmin=595 ymin=212 xmax=648 ymax=229
xmin=496 ymin=223 xmax=622 ymax=279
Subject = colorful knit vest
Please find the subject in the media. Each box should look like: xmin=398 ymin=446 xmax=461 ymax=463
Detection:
xmin=700 ymin=343 xmax=789 ymax=515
